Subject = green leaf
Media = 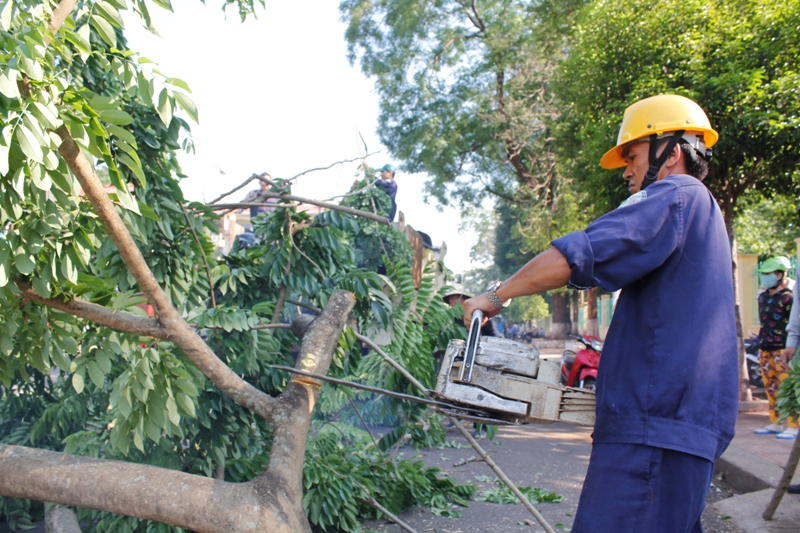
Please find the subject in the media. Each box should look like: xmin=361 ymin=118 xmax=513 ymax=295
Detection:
xmin=95 ymin=1 xmax=124 ymax=29
xmin=137 ymin=71 xmax=154 ymax=106
xmin=0 ymin=0 xmax=13 ymax=32
xmin=108 ymin=124 xmax=137 ymax=147
xmin=87 ymin=360 xmax=105 ymax=388
xmin=174 ymin=91 xmax=198 ymax=122
xmin=137 ymin=200 xmax=161 ymax=221
xmin=176 ymin=392 xmax=195 ymax=417
xmin=91 ymin=14 xmax=117 ymax=47
xmin=166 ymin=396 xmax=180 ymax=425
xmin=151 ymin=0 xmax=173 ymax=12
xmin=63 ymin=28 xmax=91 ymax=54
xmin=165 ymin=77 xmax=191 ymax=92
xmin=72 ymin=366 xmax=85 ymax=394
xmin=15 ymin=124 xmax=43 ymax=163
xmin=100 ymin=109 xmax=134 ymax=125
xmin=14 ymin=251 xmax=35 ymax=275
xmin=156 ymin=88 xmax=172 ymax=127
xmin=30 ymin=102 xmax=60 ymax=130
xmin=0 ymin=68 xmax=19 ymax=99
xmin=31 ymin=277 xmax=50 ymax=297
xmin=18 ymin=57 xmax=42 ymax=81
xmin=61 ymin=253 xmax=78 ymax=284
xmin=0 ymin=249 xmax=10 ymax=288
xmin=118 ymin=153 xmax=146 ymax=188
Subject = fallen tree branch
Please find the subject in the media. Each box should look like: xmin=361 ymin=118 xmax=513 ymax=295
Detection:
xmin=209 ymin=172 xmax=277 ymax=205
xmin=448 ymin=417 xmax=557 ymax=533
xmin=286 ymin=152 xmax=380 ymax=183
xmin=0 ymin=445 xmax=270 ymax=533
xmin=16 ymin=280 xmax=168 ymax=339
xmin=209 ymin=195 xmax=389 ymax=225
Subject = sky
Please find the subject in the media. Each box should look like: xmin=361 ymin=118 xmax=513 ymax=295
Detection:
xmin=122 ymin=0 xmax=487 ymax=273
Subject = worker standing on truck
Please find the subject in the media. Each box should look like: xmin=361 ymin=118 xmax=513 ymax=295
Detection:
xmin=463 ymin=95 xmax=738 ymax=533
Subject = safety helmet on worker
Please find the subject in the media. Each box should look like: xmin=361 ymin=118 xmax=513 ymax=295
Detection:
xmin=757 ymin=256 xmax=791 ymax=274
xmin=600 ymin=94 xmax=719 ymax=170
xmin=442 ymin=284 xmax=474 ymax=301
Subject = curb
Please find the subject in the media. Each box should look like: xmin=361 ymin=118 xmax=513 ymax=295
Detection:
xmin=714 ymin=444 xmax=784 ymax=493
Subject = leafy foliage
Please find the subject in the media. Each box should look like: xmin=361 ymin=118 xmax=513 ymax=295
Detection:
xmin=555 ymin=0 xmax=800 ymax=219
xmin=339 ymin=171 xmax=413 ymax=272
xmin=734 ymin=191 xmax=800 ymax=258
xmin=303 ymin=426 xmax=475 ymax=531
xmin=475 ymin=482 xmax=562 ymax=505
xmin=776 ymin=355 xmax=800 ymax=424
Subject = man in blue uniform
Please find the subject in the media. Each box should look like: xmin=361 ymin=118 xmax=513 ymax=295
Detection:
xmin=374 ymin=163 xmax=398 ymax=222
xmin=463 ymin=95 xmax=738 ymax=532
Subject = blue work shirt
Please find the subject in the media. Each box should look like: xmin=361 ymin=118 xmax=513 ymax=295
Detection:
xmin=552 ymin=174 xmax=738 ymax=462
xmin=375 ymin=178 xmax=398 ymax=222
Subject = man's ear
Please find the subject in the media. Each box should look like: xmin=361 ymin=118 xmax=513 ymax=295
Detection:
xmin=662 ymin=142 xmax=684 ymax=173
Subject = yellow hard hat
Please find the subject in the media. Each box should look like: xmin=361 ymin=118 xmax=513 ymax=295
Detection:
xmin=600 ymin=94 xmax=719 ymax=169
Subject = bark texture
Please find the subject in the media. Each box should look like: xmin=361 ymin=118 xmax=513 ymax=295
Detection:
xmin=0 ymin=291 xmax=356 ymax=533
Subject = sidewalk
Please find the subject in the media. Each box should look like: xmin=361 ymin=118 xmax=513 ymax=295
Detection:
xmin=713 ymin=401 xmax=800 ymax=532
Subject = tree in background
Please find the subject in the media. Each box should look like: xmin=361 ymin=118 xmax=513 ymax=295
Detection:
xmin=341 ymin=0 xmax=598 ymax=337
xmin=555 ymin=0 xmax=800 ymax=223
xmin=735 ymin=191 xmax=800 ymax=259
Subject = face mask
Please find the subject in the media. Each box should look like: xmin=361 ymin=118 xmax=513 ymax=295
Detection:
xmin=760 ymin=273 xmax=779 ymax=289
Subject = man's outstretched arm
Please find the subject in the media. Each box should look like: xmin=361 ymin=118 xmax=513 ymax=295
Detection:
xmin=463 ymin=246 xmax=572 ymax=325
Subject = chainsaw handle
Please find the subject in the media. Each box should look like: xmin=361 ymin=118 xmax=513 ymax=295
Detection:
xmin=459 ymin=309 xmax=483 ymax=383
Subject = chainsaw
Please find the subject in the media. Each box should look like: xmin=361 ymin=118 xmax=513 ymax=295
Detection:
xmin=274 ymin=310 xmax=595 ymax=426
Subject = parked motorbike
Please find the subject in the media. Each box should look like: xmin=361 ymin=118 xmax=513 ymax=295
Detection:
xmin=744 ymin=334 xmax=764 ymax=388
xmin=561 ymin=334 xmax=602 ymax=392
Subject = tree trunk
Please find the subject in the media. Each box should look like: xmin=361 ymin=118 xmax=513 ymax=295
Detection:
xmin=549 ymin=292 xmax=570 ymax=339
xmin=724 ymin=210 xmax=752 ymax=402
xmin=0 ymin=291 xmax=356 ymax=533
xmin=585 ymin=287 xmax=599 ymax=337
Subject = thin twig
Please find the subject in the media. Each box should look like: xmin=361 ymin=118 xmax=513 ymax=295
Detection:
xmin=291 ymin=233 xmax=325 ymax=278
xmin=348 ymin=398 xmax=379 ymax=448
xmin=322 ymin=180 xmax=375 ymax=203
xmin=287 ymin=299 xmax=320 ymax=314
xmin=180 ymin=203 xmax=216 ymax=308
xmin=286 ymin=152 xmax=381 ymax=183
xmin=209 ymin=173 xmax=277 ymax=205
xmin=448 ymin=417 xmax=556 ymax=533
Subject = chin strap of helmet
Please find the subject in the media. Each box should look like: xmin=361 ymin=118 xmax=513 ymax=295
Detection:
xmin=642 ymin=130 xmax=685 ymax=190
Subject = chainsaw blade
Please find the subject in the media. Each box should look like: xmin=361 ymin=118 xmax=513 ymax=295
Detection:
xmin=435 ymin=405 xmax=520 ymax=426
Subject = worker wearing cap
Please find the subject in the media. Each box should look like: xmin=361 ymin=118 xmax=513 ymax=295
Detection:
xmin=443 ymin=285 xmax=498 ymax=337
xmin=463 ymin=95 xmax=738 ymax=532
xmin=754 ymin=256 xmax=797 ymax=439
xmin=374 ymin=164 xmax=398 ymax=222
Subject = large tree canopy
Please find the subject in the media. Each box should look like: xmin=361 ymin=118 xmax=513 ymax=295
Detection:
xmin=555 ymin=0 xmax=800 ymax=221
xmin=340 ymin=0 xmax=582 ymax=211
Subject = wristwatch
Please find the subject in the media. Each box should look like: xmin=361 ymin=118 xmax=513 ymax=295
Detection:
xmin=487 ymin=281 xmax=511 ymax=310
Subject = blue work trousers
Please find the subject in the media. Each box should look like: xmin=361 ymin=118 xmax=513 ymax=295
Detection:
xmin=572 ymin=443 xmax=714 ymax=533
